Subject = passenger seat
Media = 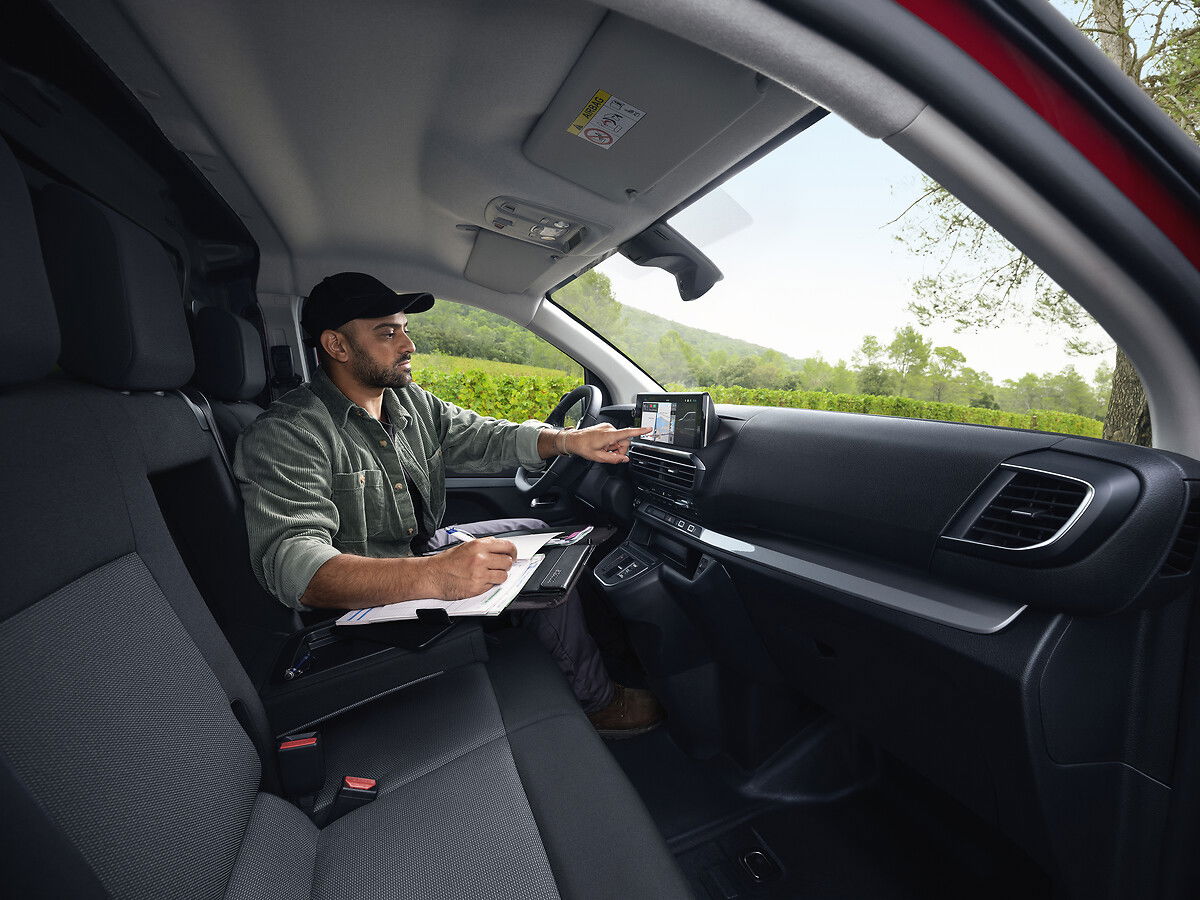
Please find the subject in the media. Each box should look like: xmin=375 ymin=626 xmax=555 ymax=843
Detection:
xmin=2 ymin=137 xmax=689 ymax=899
xmin=191 ymin=305 xmax=268 ymax=454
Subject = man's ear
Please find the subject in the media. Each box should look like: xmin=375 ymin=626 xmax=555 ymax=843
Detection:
xmin=320 ymin=329 xmax=350 ymax=364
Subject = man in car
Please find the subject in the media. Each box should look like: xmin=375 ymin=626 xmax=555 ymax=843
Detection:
xmin=235 ymin=272 xmax=663 ymax=735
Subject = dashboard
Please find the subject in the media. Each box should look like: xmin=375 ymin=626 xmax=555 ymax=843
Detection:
xmin=575 ymin=399 xmax=1200 ymax=898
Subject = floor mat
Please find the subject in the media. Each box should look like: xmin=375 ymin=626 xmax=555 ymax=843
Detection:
xmin=610 ymin=729 xmax=1050 ymax=899
xmin=675 ymin=793 xmax=1051 ymax=900
xmin=606 ymin=726 xmax=768 ymax=849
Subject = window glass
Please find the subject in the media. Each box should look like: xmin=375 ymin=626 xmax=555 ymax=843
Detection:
xmin=411 ymin=299 xmax=582 ymax=421
xmin=552 ymin=114 xmax=1131 ymax=443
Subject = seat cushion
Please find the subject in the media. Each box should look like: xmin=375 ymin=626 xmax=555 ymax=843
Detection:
xmin=308 ymin=629 xmax=691 ymax=900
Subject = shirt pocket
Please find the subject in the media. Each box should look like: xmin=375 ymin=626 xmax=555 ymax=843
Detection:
xmin=331 ymin=469 xmax=387 ymax=543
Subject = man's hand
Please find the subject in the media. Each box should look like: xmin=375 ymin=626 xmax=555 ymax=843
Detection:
xmin=425 ymin=537 xmax=517 ymax=599
xmin=564 ymin=423 xmax=652 ymax=463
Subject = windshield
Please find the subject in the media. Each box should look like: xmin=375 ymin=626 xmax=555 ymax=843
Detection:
xmin=551 ymin=114 xmax=1129 ymax=443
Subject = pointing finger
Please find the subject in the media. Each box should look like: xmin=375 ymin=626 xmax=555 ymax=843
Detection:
xmin=601 ymin=426 xmax=653 ymax=441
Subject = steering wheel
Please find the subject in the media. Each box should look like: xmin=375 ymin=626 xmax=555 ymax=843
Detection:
xmin=515 ymin=384 xmax=604 ymax=497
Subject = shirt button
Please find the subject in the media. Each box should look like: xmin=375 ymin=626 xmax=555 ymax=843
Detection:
xmin=406 ymin=527 xmax=414 ymax=535
xmin=393 ymin=482 xmax=404 ymax=491
xmin=379 ymin=440 xmax=388 ymax=447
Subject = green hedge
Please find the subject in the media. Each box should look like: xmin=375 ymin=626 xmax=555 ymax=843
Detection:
xmin=415 ymin=371 xmax=1104 ymax=438
xmin=417 ymin=370 xmax=580 ymax=422
xmin=696 ymin=385 xmax=1103 ymax=437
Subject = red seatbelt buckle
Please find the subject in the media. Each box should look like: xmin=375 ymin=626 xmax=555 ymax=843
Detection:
xmin=277 ymin=731 xmax=323 ymax=798
xmin=320 ymin=775 xmax=379 ymax=826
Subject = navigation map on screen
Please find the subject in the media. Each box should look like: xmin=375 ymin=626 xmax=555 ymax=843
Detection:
xmin=638 ymin=396 xmax=702 ymax=448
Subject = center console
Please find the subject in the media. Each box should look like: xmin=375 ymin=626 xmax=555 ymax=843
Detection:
xmin=627 ymin=390 xmax=717 ymax=520
xmin=592 ymin=394 xmax=804 ymax=766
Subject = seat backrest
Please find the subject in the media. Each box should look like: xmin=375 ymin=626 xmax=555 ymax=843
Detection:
xmin=192 ymin=304 xmax=269 ymax=452
xmin=33 ymin=182 xmax=302 ymax=683
xmin=0 ymin=140 xmax=279 ymax=899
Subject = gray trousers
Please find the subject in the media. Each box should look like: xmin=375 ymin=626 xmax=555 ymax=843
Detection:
xmin=424 ymin=518 xmax=615 ymax=713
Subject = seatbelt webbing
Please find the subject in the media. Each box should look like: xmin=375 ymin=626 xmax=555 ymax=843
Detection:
xmin=176 ymin=389 xmax=235 ymax=482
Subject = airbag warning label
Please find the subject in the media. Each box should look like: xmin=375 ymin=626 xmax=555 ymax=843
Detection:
xmin=567 ymin=89 xmax=645 ymax=150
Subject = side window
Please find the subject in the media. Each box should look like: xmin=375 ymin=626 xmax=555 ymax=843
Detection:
xmin=411 ymin=299 xmax=583 ymax=420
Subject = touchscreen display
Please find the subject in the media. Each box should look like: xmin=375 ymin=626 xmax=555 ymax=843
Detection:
xmin=636 ymin=394 xmax=705 ymax=449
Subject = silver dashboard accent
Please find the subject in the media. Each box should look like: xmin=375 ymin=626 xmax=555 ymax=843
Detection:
xmin=641 ymin=510 xmax=1025 ymax=635
xmin=699 ymin=530 xmax=755 ymax=553
xmin=942 ymin=463 xmax=1096 ymax=553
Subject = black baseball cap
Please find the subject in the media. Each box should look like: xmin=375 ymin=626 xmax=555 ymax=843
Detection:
xmin=301 ymin=272 xmax=435 ymax=343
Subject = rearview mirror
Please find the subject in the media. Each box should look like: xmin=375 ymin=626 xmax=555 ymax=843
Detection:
xmin=618 ymin=221 xmax=723 ymax=301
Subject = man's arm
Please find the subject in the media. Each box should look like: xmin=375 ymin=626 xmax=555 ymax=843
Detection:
xmin=235 ymin=417 xmax=344 ymax=609
xmin=535 ymin=423 xmax=652 ymax=463
xmin=300 ymin=537 xmax=517 ymax=609
xmin=236 ymin=415 xmax=523 ymax=611
xmin=420 ymin=385 xmax=652 ymax=472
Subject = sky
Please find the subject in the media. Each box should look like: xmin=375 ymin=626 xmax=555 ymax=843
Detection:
xmin=596 ymin=113 xmax=1114 ymax=385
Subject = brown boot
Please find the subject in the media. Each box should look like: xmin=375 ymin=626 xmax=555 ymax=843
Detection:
xmin=587 ymin=684 xmax=664 ymax=739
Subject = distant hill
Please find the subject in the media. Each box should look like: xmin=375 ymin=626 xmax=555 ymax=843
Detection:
xmin=552 ymin=269 xmax=806 ymax=378
xmin=415 ymin=270 xmax=797 ymax=379
xmin=607 ymin=300 xmax=806 ymax=367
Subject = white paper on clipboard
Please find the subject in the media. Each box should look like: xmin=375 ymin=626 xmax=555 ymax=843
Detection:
xmin=337 ymin=553 xmax=546 ymax=625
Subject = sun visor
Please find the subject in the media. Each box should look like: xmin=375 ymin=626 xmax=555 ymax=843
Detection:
xmin=524 ymin=15 xmax=767 ymax=202
xmin=464 ymin=229 xmax=563 ymax=294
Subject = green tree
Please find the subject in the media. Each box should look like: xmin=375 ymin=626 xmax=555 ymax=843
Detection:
xmin=894 ymin=0 xmax=1199 ymax=446
xmin=1043 ymin=365 xmax=1105 ymax=418
xmin=854 ymin=334 xmax=886 ymax=368
xmin=858 ymin=363 xmax=893 ymax=396
xmin=960 ymin=367 xmax=997 ymax=407
xmin=928 ymin=345 xmax=967 ymax=402
xmin=791 ymin=356 xmax=857 ymax=393
xmin=1094 ymin=361 xmax=1114 ymax=406
xmin=887 ymin=325 xmax=932 ymax=396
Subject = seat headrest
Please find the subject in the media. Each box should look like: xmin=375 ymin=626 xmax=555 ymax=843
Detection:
xmin=0 ymin=138 xmax=60 ymax=386
xmin=36 ymin=184 xmax=194 ymax=391
xmin=192 ymin=307 xmax=267 ymax=402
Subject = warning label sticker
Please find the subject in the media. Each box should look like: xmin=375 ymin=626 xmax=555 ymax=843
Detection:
xmin=566 ymin=89 xmax=645 ymax=150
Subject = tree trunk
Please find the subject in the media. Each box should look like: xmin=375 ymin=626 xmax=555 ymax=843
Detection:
xmin=1092 ymin=0 xmax=1153 ymax=446
xmin=1092 ymin=0 xmax=1133 ymax=71
xmin=1103 ymin=347 xmax=1152 ymax=445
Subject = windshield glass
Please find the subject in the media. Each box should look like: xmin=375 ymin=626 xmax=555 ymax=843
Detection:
xmin=551 ymin=113 xmax=1131 ymax=443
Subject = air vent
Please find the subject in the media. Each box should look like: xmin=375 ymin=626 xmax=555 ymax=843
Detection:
xmin=1160 ymin=494 xmax=1200 ymax=577
xmin=629 ymin=445 xmax=698 ymax=492
xmin=963 ymin=468 xmax=1092 ymax=550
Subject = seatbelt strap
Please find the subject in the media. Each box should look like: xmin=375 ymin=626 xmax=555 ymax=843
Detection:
xmin=176 ymin=388 xmax=235 ymax=482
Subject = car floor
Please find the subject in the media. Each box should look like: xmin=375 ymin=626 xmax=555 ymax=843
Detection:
xmin=607 ymin=727 xmax=1053 ymax=900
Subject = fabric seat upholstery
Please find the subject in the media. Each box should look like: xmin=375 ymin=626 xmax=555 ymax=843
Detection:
xmin=192 ymin=305 xmax=269 ymax=452
xmin=1 ymin=141 xmax=691 ymax=900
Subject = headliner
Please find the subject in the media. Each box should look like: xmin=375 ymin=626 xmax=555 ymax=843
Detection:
xmin=53 ymin=0 xmax=834 ymax=316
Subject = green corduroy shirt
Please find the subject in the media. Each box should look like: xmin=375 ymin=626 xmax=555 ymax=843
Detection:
xmin=234 ymin=369 xmax=549 ymax=609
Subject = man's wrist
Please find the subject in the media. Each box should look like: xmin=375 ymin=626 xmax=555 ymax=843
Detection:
xmin=557 ymin=427 xmax=575 ymax=457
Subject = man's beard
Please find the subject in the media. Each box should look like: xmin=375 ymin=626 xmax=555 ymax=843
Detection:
xmin=345 ymin=335 xmax=413 ymax=389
